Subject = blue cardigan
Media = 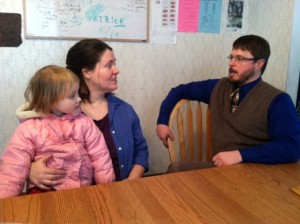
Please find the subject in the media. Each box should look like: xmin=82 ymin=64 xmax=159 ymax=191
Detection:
xmin=107 ymin=93 xmax=149 ymax=179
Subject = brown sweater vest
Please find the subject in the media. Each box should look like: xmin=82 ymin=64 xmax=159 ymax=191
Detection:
xmin=210 ymin=77 xmax=282 ymax=155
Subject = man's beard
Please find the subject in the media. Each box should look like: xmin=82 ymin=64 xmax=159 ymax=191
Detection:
xmin=228 ymin=68 xmax=255 ymax=86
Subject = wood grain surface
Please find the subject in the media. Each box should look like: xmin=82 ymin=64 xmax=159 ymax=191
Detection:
xmin=1 ymin=163 xmax=300 ymax=224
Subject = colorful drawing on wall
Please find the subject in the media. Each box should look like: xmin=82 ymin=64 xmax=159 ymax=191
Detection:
xmin=0 ymin=13 xmax=22 ymax=47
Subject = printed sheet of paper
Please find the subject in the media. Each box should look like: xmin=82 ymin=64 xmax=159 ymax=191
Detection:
xmin=198 ymin=0 xmax=222 ymax=34
xmin=151 ymin=0 xmax=178 ymax=44
xmin=178 ymin=0 xmax=200 ymax=32
xmin=223 ymin=0 xmax=248 ymax=33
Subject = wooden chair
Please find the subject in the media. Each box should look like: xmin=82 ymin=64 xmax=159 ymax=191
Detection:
xmin=167 ymin=100 xmax=212 ymax=167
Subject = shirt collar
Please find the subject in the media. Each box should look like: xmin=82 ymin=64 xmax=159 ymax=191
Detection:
xmin=235 ymin=77 xmax=262 ymax=94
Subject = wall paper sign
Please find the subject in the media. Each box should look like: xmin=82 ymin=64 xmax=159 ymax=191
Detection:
xmin=224 ymin=0 xmax=248 ymax=33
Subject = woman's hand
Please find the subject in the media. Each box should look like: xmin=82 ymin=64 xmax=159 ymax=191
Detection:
xmin=29 ymin=155 xmax=66 ymax=189
xmin=127 ymin=164 xmax=145 ymax=180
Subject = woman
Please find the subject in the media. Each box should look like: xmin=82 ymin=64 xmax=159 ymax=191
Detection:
xmin=29 ymin=39 xmax=148 ymax=189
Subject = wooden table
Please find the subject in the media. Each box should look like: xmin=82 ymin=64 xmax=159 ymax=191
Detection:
xmin=1 ymin=163 xmax=300 ymax=224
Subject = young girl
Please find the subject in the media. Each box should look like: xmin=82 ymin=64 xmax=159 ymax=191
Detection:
xmin=0 ymin=65 xmax=115 ymax=199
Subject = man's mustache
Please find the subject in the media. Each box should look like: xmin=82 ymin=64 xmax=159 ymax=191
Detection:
xmin=229 ymin=68 xmax=237 ymax=73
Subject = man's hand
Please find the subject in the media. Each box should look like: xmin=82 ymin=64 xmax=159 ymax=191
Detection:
xmin=156 ymin=124 xmax=174 ymax=148
xmin=212 ymin=150 xmax=242 ymax=167
xmin=29 ymin=155 xmax=65 ymax=189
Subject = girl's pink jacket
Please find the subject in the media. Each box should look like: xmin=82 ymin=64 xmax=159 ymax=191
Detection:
xmin=0 ymin=104 xmax=115 ymax=198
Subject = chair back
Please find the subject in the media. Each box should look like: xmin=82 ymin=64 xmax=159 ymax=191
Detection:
xmin=167 ymin=99 xmax=212 ymax=163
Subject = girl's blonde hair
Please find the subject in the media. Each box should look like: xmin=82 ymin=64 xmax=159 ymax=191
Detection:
xmin=24 ymin=65 xmax=79 ymax=114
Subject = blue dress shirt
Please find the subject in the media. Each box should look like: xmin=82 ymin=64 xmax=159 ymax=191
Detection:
xmin=107 ymin=93 xmax=149 ymax=179
xmin=157 ymin=78 xmax=300 ymax=164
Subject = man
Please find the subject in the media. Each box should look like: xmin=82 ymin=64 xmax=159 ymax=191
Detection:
xmin=156 ymin=35 xmax=300 ymax=168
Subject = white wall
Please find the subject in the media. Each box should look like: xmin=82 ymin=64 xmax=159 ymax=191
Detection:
xmin=0 ymin=0 xmax=296 ymax=174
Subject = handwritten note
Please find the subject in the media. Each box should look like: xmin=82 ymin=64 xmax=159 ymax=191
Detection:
xmin=24 ymin=0 xmax=148 ymax=42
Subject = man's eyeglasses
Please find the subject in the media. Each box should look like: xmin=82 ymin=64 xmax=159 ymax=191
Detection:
xmin=227 ymin=56 xmax=258 ymax=63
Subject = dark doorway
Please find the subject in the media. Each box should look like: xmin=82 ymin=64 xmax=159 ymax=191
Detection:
xmin=296 ymin=71 xmax=300 ymax=119
xmin=297 ymin=72 xmax=300 ymax=107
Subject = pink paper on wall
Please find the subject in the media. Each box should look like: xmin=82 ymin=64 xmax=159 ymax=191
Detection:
xmin=178 ymin=0 xmax=200 ymax=32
